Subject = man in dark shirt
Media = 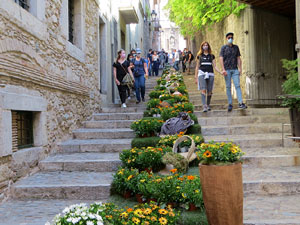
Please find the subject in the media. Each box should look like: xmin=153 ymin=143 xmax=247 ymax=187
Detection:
xmin=220 ymin=32 xmax=247 ymax=112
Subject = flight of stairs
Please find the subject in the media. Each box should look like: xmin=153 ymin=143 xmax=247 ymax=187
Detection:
xmin=184 ymin=75 xmax=300 ymax=225
xmin=0 ymin=77 xmax=158 ymax=225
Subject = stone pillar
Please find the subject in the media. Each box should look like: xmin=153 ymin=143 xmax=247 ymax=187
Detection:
xmin=296 ymin=0 xmax=300 ymax=82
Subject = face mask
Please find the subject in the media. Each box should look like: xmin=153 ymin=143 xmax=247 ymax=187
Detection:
xmin=228 ymin=38 xmax=233 ymax=44
xmin=203 ymin=46 xmax=208 ymax=51
xmin=121 ymin=53 xmax=126 ymax=58
xmin=133 ymin=54 xmax=137 ymax=57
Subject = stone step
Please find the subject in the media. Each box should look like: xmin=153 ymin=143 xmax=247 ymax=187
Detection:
xmin=243 ymin=154 xmax=300 ymax=168
xmin=194 ymin=103 xmax=244 ymax=111
xmin=39 ymin=152 xmax=121 ymax=172
xmin=190 ymin=98 xmax=235 ymax=105
xmin=204 ymin=133 xmax=283 ymax=148
xmin=84 ymin=120 xmax=134 ymax=129
xmin=189 ymin=94 xmax=227 ymax=101
xmin=243 ymin=166 xmax=300 ymax=196
xmin=244 ymin=195 xmax=300 ymax=225
xmin=0 ymin=199 xmax=98 ymax=225
xmin=100 ymin=107 xmax=145 ymax=113
xmin=93 ymin=112 xmax=143 ymax=121
xmin=12 ymin=171 xmax=113 ymax=200
xmin=73 ymin=128 xmax=135 ymax=139
xmin=243 ymin=147 xmax=300 ymax=156
xmin=194 ymin=108 xmax=288 ymax=118
xmin=198 ymin=115 xmax=289 ymax=126
xmin=202 ymin=123 xmax=288 ymax=136
xmin=58 ymin=138 xmax=132 ymax=153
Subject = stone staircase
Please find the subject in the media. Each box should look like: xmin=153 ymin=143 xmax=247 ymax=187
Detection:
xmin=184 ymin=75 xmax=300 ymax=225
xmin=0 ymin=77 xmax=158 ymax=225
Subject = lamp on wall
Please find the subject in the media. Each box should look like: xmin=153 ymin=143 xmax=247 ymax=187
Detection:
xmin=151 ymin=10 xmax=157 ymax=21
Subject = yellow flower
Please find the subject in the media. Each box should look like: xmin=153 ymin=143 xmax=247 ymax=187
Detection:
xmin=159 ymin=217 xmax=168 ymax=225
xmin=134 ymin=209 xmax=144 ymax=218
xmin=150 ymin=216 xmax=157 ymax=221
xmin=127 ymin=159 xmax=131 ymax=163
xmin=158 ymin=209 xmax=168 ymax=215
xmin=195 ymin=189 xmax=200 ymax=193
xmin=127 ymin=175 xmax=133 ymax=180
xmin=120 ymin=212 xmax=128 ymax=218
xmin=131 ymin=149 xmax=136 ymax=153
xmin=169 ymin=211 xmax=175 ymax=217
xmin=132 ymin=217 xmax=140 ymax=224
xmin=144 ymin=222 xmax=150 ymax=225
xmin=140 ymin=179 xmax=145 ymax=183
xmin=182 ymin=193 xmax=187 ymax=198
xmin=144 ymin=208 xmax=152 ymax=215
xmin=203 ymin=150 xmax=212 ymax=158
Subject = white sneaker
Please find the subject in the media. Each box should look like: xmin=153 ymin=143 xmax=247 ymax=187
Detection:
xmin=128 ymin=96 xmax=131 ymax=100
xmin=121 ymin=103 xmax=127 ymax=108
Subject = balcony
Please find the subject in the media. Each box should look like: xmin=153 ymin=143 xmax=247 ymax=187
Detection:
xmin=119 ymin=0 xmax=139 ymax=24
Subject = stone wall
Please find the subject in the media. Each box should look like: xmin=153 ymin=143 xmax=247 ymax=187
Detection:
xmin=0 ymin=0 xmax=100 ymax=199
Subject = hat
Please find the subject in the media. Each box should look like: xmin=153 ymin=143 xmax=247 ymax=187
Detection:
xmin=226 ymin=32 xmax=234 ymax=38
xmin=136 ymin=48 xmax=142 ymax=54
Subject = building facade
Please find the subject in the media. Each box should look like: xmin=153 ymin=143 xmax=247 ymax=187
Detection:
xmin=0 ymin=0 xmax=151 ymax=197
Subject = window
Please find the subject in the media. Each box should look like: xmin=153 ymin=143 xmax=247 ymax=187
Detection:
xmin=14 ymin=0 xmax=30 ymax=10
xmin=12 ymin=111 xmax=34 ymax=150
xmin=68 ymin=0 xmax=74 ymax=44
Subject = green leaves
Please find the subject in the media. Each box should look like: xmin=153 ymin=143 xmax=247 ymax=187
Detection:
xmin=165 ymin=0 xmax=247 ymax=37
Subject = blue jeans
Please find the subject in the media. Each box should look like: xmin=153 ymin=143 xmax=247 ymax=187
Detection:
xmin=173 ymin=60 xmax=179 ymax=71
xmin=224 ymin=69 xmax=243 ymax=105
xmin=134 ymin=75 xmax=145 ymax=102
xmin=148 ymin=63 xmax=152 ymax=76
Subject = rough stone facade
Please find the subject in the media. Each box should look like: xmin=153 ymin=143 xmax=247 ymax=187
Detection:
xmin=0 ymin=0 xmax=101 ymax=199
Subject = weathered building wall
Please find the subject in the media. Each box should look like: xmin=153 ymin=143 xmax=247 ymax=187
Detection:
xmin=187 ymin=7 xmax=294 ymax=104
xmin=0 ymin=0 xmax=101 ymax=198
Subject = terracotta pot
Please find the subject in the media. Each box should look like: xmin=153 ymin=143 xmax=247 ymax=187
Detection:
xmin=166 ymin=202 xmax=176 ymax=208
xmin=136 ymin=193 xmax=144 ymax=203
xmin=145 ymin=168 xmax=152 ymax=174
xmin=199 ymin=162 xmax=243 ymax=225
xmin=188 ymin=203 xmax=197 ymax=211
xmin=123 ymin=190 xmax=131 ymax=199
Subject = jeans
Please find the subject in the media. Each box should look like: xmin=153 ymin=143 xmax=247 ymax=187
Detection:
xmin=224 ymin=69 xmax=243 ymax=105
xmin=173 ymin=60 xmax=179 ymax=71
xmin=148 ymin=63 xmax=152 ymax=76
xmin=134 ymin=75 xmax=145 ymax=102
xmin=182 ymin=61 xmax=186 ymax=72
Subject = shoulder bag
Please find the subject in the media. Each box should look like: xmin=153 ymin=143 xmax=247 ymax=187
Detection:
xmin=120 ymin=63 xmax=134 ymax=87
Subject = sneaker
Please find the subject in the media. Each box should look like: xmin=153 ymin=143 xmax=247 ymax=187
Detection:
xmin=203 ymin=105 xmax=208 ymax=113
xmin=136 ymin=100 xmax=140 ymax=104
xmin=228 ymin=104 xmax=233 ymax=112
xmin=207 ymin=105 xmax=211 ymax=111
xmin=142 ymin=98 xmax=145 ymax=102
xmin=121 ymin=103 xmax=127 ymax=108
xmin=127 ymin=96 xmax=131 ymax=100
xmin=239 ymin=103 xmax=247 ymax=109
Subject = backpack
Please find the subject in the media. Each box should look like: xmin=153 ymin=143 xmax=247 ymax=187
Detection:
xmin=189 ymin=51 xmax=194 ymax=61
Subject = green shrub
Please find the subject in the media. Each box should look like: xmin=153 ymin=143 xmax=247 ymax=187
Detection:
xmin=131 ymin=117 xmax=164 ymax=137
xmin=149 ymin=90 xmax=166 ymax=99
xmin=162 ymin=152 xmax=189 ymax=173
xmin=155 ymin=85 xmax=167 ymax=91
xmin=146 ymin=99 xmax=160 ymax=109
xmin=280 ymin=59 xmax=300 ymax=109
xmin=189 ymin=113 xmax=198 ymax=124
xmin=186 ymin=124 xmax=201 ymax=134
xmin=131 ymin=136 xmax=161 ymax=148
xmin=177 ymin=86 xmax=188 ymax=95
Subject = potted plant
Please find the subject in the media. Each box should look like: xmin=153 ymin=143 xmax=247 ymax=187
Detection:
xmin=280 ymin=59 xmax=300 ymax=137
xmin=130 ymin=118 xmax=164 ymax=137
xmin=196 ymin=141 xmax=245 ymax=225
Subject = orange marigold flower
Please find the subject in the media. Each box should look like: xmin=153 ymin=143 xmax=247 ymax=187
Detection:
xmin=187 ymin=175 xmax=195 ymax=180
xmin=170 ymin=168 xmax=177 ymax=173
xmin=127 ymin=208 xmax=133 ymax=212
xmin=203 ymin=150 xmax=212 ymax=158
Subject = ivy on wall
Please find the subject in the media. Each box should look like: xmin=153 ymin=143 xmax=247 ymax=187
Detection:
xmin=165 ymin=0 xmax=247 ymax=37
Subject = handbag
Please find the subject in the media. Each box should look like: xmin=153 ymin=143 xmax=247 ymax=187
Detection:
xmin=120 ymin=64 xmax=134 ymax=87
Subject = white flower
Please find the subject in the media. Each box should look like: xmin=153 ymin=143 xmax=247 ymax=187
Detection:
xmin=63 ymin=207 xmax=70 ymax=214
xmin=95 ymin=215 xmax=103 ymax=221
xmin=71 ymin=217 xmax=81 ymax=224
xmin=97 ymin=222 xmax=104 ymax=225
xmin=87 ymin=221 xmax=94 ymax=225
xmin=88 ymin=214 xmax=96 ymax=219
xmin=45 ymin=222 xmax=51 ymax=225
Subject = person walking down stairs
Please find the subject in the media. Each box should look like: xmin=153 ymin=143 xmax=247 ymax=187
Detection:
xmin=113 ymin=49 xmax=134 ymax=108
xmin=131 ymin=48 xmax=149 ymax=104
xmin=195 ymin=41 xmax=222 ymax=112
xmin=220 ymin=32 xmax=247 ymax=112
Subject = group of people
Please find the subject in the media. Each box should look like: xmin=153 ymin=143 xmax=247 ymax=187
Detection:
xmin=113 ymin=32 xmax=247 ymax=112
xmin=172 ymin=48 xmax=194 ymax=73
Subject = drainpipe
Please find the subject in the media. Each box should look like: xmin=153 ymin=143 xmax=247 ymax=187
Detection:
xmin=296 ymin=0 xmax=300 ymax=83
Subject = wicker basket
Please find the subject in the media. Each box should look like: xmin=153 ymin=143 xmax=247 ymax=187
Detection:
xmin=172 ymin=135 xmax=197 ymax=162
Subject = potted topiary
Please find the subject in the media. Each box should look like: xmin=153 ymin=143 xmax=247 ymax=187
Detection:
xmin=196 ymin=141 xmax=245 ymax=225
xmin=280 ymin=59 xmax=300 ymax=137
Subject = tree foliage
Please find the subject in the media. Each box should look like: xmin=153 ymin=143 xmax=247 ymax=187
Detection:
xmin=165 ymin=0 xmax=247 ymax=37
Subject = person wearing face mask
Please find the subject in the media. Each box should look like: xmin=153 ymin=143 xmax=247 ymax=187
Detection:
xmin=113 ymin=49 xmax=134 ymax=108
xmin=220 ymin=32 xmax=247 ymax=112
xmin=131 ymin=48 xmax=148 ymax=103
xmin=195 ymin=42 xmax=222 ymax=112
